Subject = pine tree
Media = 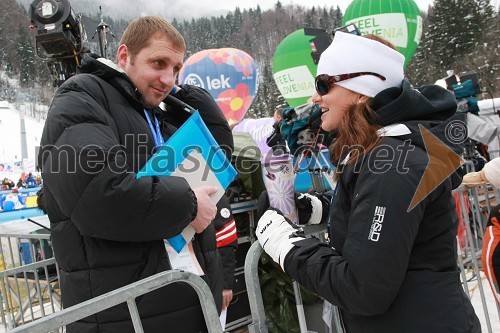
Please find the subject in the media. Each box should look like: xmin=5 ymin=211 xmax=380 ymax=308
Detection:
xmin=305 ymin=10 xmax=314 ymax=28
xmin=231 ymin=8 xmax=243 ymax=35
xmin=243 ymin=32 xmax=252 ymax=54
xmin=409 ymin=0 xmax=494 ymax=89
xmin=331 ymin=6 xmax=343 ymax=29
xmin=18 ymin=25 xmax=35 ymax=87
xmin=425 ymin=0 xmax=462 ymax=73
xmin=319 ymin=8 xmax=329 ymax=31
xmin=465 ymin=0 xmax=499 ymax=94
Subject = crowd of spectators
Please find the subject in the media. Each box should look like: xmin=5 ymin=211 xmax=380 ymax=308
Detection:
xmin=1 ymin=173 xmax=42 ymax=191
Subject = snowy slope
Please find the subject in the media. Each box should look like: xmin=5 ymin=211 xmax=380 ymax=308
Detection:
xmin=0 ymin=102 xmax=46 ymax=162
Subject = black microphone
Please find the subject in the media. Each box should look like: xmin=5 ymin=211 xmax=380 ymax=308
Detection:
xmin=164 ymin=94 xmax=195 ymax=115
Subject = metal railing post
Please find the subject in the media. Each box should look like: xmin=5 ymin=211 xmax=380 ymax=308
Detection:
xmin=244 ymin=241 xmax=268 ymax=333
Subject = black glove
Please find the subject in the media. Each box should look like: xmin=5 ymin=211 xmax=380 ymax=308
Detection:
xmin=295 ymin=191 xmax=333 ymax=225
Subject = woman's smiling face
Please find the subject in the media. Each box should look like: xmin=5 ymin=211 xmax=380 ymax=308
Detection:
xmin=312 ymin=84 xmax=360 ymax=132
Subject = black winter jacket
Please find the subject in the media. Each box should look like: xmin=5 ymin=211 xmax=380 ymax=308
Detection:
xmin=284 ymin=79 xmax=481 ymax=332
xmin=38 ymin=53 xmax=233 ymax=332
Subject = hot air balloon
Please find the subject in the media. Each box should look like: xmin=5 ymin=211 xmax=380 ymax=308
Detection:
xmin=178 ymin=48 xmax=258 ymax=124
xmin=272 ymin=29 xmax=321 ymax=108
xmin=343 ymin=0 xmax=423 ymax=67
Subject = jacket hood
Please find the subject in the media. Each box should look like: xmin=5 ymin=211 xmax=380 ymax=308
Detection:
xmin=371 ymin=77 xmax=463 ymax=154
xmin=372 ymin=78 xmax=457 ymax=127
xmin=372 ymin=78 xmax=464 ymax=188
xmin=79 ymin=53 xmax=126 ymax=81
xmin=78 ymin=53 xmax=144 ymax=111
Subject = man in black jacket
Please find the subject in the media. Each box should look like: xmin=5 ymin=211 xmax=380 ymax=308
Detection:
xmin=38 ymin=16 xmax=233 ymax=332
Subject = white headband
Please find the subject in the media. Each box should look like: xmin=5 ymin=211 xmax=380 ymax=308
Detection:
xmin=317 ymin=32 xmax=405 ymax=97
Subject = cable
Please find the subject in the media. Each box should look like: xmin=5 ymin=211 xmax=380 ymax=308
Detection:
xmin=481 ymin=89 xmax=497 ymax=117
xmin=27 ymin=218 xmax=50 ymax=231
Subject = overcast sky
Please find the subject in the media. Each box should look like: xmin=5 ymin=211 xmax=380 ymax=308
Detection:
xmin=220 ymin=0 xmax=433 ymax=13
xmin=220 ymin=0 xmax=499 ymax=13
xmin=106 ymin=0 xmax=499 ymax=20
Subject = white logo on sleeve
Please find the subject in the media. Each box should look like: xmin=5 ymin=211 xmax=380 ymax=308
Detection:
xmin=368 ymin=206 xmax=386 ymax=242
xmin=221 ymin=208 xmax=230 ymax=219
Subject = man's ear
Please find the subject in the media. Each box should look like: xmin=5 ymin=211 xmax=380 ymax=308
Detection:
xmin=116 ymin=44 xmax=129 ymax=68
xmin=358 ymin=95 xmax=369 ymax=104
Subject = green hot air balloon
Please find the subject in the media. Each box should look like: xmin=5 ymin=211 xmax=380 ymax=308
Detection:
xmin=272 ymin=29 xmax=318 ymax=108
xmin=343 ymin=0 xmax=423 ymax=67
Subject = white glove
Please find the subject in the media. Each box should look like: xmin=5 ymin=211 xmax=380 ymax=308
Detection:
xmin=483 ymin=157 xmax=500 ymax=187
xmin=256 ymin=210 xmax=305 ymax=269
xmin=297 ymin=193 xmax=323 ymax=225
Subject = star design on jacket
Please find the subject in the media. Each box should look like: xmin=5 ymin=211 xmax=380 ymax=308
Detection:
xmin=408 ymin=125 xmax=463 ymax=212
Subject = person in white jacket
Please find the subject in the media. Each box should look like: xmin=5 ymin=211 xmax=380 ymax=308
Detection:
xmin=463 ymin=157 xmax=500 ymax=187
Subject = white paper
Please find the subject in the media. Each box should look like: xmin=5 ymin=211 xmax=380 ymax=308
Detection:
xmin=219 ymin=308 xmax=227 ymax=330
xmin=164 ymin=240 xmax=204 ymax=276
xmin=169 ymin=149 xmax=224 ymax=252
xmin=181 ymin=224 xmax=196 ymax=243
xmin=322 ymin=300 xmax=333 ymax=329
xmin=170 ymin=149 xmax=225 ymax=204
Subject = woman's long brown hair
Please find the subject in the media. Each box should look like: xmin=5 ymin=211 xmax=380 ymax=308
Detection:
xmin=329 ymin=34 xmax=399 ymax=174
xmin=329 ymin=101 xmax=382 ymax=167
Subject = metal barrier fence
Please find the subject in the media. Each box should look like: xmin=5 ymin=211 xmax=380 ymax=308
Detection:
xmin=244 ymin=183 xmax=500 ymax=333
xmin=0 ymin=232 xmax=52 ymax=270
xmin=0 ymin=230 xmax=222 ymax=333
xmin=0 ymin=258 xmax=60 ymax=330
xmin=0 ymin=232 xmax=60 ymax=331
xmin=5 ymin=270 xmax=222 ymax=333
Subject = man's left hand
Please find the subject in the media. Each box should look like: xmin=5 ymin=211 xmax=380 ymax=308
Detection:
xmin=222 ymin=289 xmax=233 ymax=310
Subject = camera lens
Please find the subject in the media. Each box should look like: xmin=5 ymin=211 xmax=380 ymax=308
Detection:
xmin=32 ymin=0 xmax=67 ymax=25
xmin=38 ymin=1 xmax=57 ymax=18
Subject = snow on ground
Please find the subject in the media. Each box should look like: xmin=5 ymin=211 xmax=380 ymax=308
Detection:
xmin=0 ymin=102 xmax=46 ymax=162
xmin=469 ymin=271 xmax=500 ymax=332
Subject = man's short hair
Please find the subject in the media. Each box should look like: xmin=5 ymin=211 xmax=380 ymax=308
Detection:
xmin=119 ymin=16 xmax=186 ymax=58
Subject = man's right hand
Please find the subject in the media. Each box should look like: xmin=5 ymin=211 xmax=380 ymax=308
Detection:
xmin=191 ymin=186 xmax=218 ymax=233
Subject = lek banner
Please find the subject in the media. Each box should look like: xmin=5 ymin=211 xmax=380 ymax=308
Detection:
xmin=178 ymin=48 xmax=258 ymax=125
xmin=343 ymin=0 xmax=422 ymax=67
xmin=137 ymin=111 xmax=237 ymax=252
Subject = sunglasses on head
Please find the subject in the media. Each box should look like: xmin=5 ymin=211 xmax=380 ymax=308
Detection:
xmin=314 ymin=72 xmax=387 ymax=96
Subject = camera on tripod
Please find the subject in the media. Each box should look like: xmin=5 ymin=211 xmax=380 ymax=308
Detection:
xmin=306 ymin=24 xmax=361 ymax=65
xmin=29 ymin=0 xmax=84 ymax=59
xmin=29 ymin=0 xmax=115 ymax=88
xmin=29 ymin=0 xmax=86 ymax=85
xmin=441 ymin=70 xmax=490 ymax=171
xmin=443 ymin=70 xmax=481 ymax=114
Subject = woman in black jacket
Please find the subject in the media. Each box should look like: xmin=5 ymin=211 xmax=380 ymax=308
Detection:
xmin=256 ymin=32 xmax=481 ymax=332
